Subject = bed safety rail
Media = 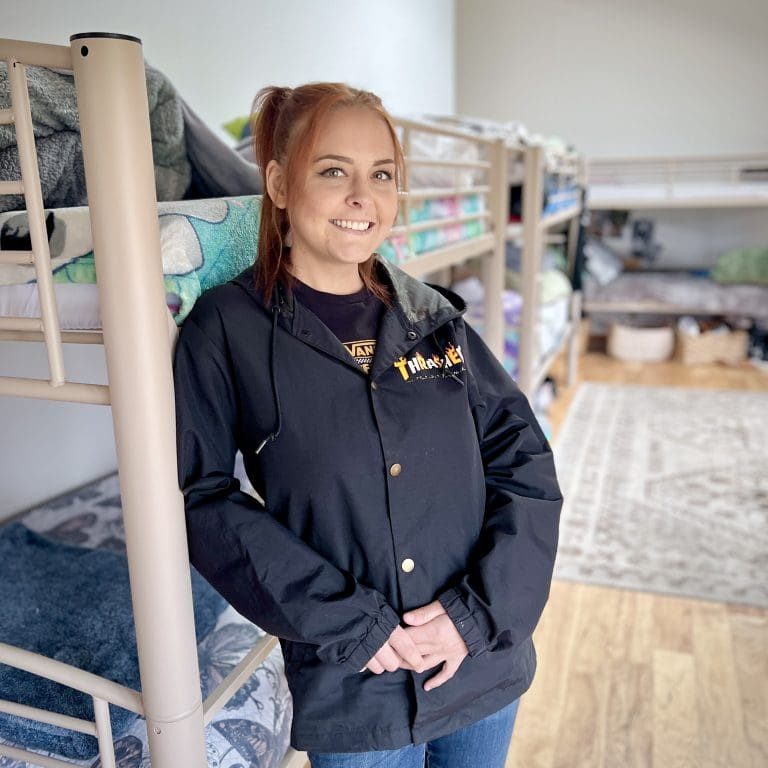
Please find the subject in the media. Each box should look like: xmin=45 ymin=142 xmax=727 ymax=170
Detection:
xmin=0 ymin=642 xmax=143 ymax=768
xmin=0 ymin=40 xmax=70 ymax=390
xmin=586 ymin=153 xmax=768 ymax=209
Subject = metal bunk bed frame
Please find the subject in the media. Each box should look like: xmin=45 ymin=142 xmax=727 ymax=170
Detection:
xmin=0 ymin=33 xmax=303 ymax=768
xmin=508 ymin=143 xmax=584 ymax=397
xmin=0 ymin=33 xmax=512 ymax=768
xmin=0 ymin=31 xmax=585 ymax=766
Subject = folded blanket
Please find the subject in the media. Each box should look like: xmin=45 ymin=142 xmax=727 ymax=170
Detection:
xmin=0 ymin=522 xmax=227 ymax=760
xmin=0 ymin=62 xmax=190 ymax=213
xmin=0 ymin=196 xmax=261 ymax=324
xmin=379 ymin=194 xmax=487 ymax=265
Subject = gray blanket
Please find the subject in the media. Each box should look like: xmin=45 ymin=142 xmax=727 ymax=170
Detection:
xmin=0 ymin=62 xmax=191 ymax=213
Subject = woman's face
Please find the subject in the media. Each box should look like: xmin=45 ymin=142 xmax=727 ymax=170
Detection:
xmin=273 ymin=107 xmax=399 ymax=282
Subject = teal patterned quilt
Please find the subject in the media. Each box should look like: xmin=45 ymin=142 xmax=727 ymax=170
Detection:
xmin=0 ymin=196 xmax=261 ymax=325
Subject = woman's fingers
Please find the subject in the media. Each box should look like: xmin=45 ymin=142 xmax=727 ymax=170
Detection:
xmin=388 ymin=626 xmax=426 ymax=672
xmin=374 ymin=641 xmax=403 ymax=673
xmin=401 ymin=600 xmax=446 ymax=626
xmin=423 ymin=658 xmax=460 ymax=692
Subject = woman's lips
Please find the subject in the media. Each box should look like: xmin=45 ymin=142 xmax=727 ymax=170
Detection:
xmin=330 ymin=218 xmax=375 ymax=234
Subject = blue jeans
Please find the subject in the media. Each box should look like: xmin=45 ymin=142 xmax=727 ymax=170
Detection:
xmin=307 ymin=698 xmax=520 ymax=768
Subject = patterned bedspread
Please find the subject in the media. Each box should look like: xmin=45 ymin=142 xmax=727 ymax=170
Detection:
xmin=0 ymin=473 xmax=293 ymax=768
xmin=0 ymin=197 xmax=261 ymax=325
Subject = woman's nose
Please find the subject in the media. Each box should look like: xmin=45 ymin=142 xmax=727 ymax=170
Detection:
xmin=346 ymin=177 xmax=372 ymax=208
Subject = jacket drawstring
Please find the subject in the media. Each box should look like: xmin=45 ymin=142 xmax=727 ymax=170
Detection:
xmin=255 ymin=291 xmax=284 ymax=454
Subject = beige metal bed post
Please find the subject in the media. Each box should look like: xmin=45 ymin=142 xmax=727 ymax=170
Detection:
xmin=518 ymin=144 xmax=544 ymax=398
xmin=70 ymin=33 xmax=206 ymax=767
xmin=482 ymin=138 xmax=507 ymax=359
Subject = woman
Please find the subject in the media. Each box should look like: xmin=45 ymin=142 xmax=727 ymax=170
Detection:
xmin=173 ymin=83 xmax=562 ymax=768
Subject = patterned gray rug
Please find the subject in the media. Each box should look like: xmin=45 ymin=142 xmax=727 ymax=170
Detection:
xmin=552 ymin=383 xmax=768 ymax=608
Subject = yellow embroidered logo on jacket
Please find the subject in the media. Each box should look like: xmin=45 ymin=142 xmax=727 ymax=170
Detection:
xmin=344 ymin=339 xmax=376 ymax=373
xmin=393 ymin=343 xmax=465 ymax=382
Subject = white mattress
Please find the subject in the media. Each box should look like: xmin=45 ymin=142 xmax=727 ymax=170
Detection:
xmin=0 ymin=283 xmax=178 ymax=330
xmin=588 ymin=182 xmax=768 ymax=209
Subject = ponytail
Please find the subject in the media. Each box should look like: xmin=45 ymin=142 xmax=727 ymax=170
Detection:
xmin=251 ymin=86 xmax=293 ymax=303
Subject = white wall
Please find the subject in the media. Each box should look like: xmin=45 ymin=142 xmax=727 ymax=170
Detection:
xmin=456 ymin=0 xmax=768 ymax=266
xmin=0 ymin=342 xmax=116 ymax=520
xmin=456 ymin=0 xmax=768 ymax=158
xmin=1 ymin=0 xmax=455 ymax=520
xmin=7 ymin=0 xmax=455 ymax=142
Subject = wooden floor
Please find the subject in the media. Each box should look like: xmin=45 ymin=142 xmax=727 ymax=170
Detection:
xmin=505 ymin=349 xmax=768 ymax=768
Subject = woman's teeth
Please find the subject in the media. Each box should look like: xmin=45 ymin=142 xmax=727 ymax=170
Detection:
xmin=331 ymin=219 xmax=372 ymax=231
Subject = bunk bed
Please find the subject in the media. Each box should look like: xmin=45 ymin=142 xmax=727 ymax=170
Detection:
xmin=0 ymin=34 xmax=505 ymax=768
xmin=583 ymin=154 xmax=768 ymax=323
xmin=507 ymin=141 xmax=583 ymax=397
xmin=415 ymin=115 xmax=584 ymax=398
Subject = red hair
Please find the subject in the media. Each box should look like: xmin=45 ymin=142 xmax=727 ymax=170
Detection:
xmin=250 ymin=83 xmax=405 ymax=305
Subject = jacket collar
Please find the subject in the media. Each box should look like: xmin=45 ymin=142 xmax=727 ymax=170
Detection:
xmin=232 ymin=255 xmax=466 ymax=341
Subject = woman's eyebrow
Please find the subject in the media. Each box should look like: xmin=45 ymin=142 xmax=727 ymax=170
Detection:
xmin=313 ymin=154 xmax=395 ymax=166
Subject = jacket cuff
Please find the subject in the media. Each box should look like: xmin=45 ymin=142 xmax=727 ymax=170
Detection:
xmin=438 ymin=587 xmax=488 ymax=657
xmin=341 ymin=603 xmax=401 ymax=672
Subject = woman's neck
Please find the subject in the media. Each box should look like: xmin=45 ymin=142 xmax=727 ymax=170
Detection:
xmin=289 ymin=263 xmax=364 ymax=295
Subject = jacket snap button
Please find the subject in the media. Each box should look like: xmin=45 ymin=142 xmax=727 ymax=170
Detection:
xmin=389 ymin=463 xmax=402 ymax=477
xmin=407 ymin=330 xmax=418 ymax=340
xmin=401 ymin=558 xmax=415 ymax=573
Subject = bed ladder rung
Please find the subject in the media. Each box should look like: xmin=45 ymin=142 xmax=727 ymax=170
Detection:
xmin=0 ymin=249 xmax=34 ymax=265
xmin=202 ymin=634 xmax=278 ymax=725
xmin=0 ymin=698 xmax=97 ymax=737
xmin=0 ymin=179 xmax=24 ymax=195
xmin=0 ymin=107 xmax=13 ymax=124
xmin=0 ymin=375 xmax=111 ymax=404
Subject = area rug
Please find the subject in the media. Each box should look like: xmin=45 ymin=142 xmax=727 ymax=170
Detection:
xmin=552 ymin=383 xmax=768 ymax=608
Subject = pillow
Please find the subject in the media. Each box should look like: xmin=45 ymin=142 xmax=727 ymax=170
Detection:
xmin=711 ymin=247 xmax=768 ymax=285
xmin=583 ymin=237 xmax=624 ymax=286
xmin=0 ymin=523 xmax=227 ymax=760
xmin=222 ymin=115 xmax=250 ymax=141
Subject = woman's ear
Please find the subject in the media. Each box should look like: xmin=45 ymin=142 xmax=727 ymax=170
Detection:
xmin=265 ymin=160 xmax=287 ymax=209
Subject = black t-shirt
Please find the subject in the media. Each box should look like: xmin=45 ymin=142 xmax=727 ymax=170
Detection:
xmin=292 ymin=279 xmax=386 ymax=373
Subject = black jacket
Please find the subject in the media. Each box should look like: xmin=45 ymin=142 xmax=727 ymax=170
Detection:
xmin=173 ymin=257 xmax=562 ymax=752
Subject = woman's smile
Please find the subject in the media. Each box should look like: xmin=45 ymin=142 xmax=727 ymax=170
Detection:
xmin=329 ymin=218 xmax=375 ymax=233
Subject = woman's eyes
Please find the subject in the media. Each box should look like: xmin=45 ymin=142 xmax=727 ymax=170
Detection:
xmin=319 ymin=167 xmax=394 ymax=181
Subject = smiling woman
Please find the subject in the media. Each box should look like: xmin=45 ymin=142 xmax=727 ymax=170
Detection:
xmin=265 ymin=106 xmax=400 ymax=293
xmin=250 ymin=83 xmax=406 ymax=302
xmin=173 ymin=81 xmax=562 ymax=768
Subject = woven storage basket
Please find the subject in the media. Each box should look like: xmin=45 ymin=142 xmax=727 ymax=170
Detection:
xmin=607 ymin=323 xmax=675 ymax=362
xmin=675 ymin=329 xmax=749 ymax=365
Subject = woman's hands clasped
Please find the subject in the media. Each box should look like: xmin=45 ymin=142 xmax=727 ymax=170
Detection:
xmin=359 ymin=600 xmax=469 ymax=692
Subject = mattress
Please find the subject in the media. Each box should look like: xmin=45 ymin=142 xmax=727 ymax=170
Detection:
xmin=583 ymin=272 xmax=768 ymax=318
xmin=588 ymin=182 xmax=768 ymax=209
xmin=0 ymin=465 xmax=292 ymax=768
